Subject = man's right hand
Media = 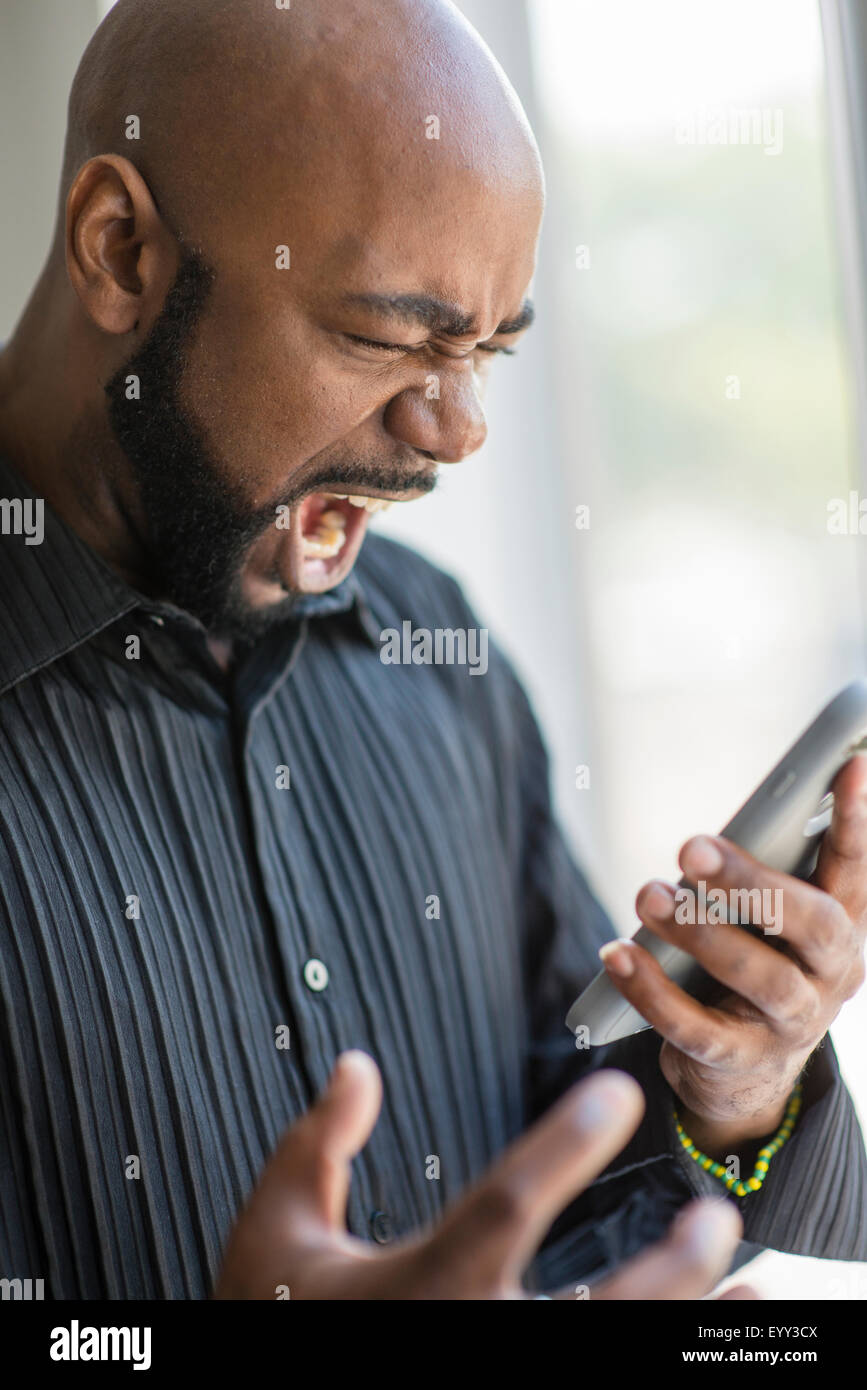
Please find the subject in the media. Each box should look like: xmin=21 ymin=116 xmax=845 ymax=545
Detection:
xmin=215 ymin=1050 xmax=754 ymax=1300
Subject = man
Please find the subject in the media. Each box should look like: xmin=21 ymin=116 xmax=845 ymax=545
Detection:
xmin=0 ymin=0 xmax=864 ymax=1301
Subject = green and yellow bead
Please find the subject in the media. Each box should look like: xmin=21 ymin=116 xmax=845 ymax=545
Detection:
xmin=674 ymin=1083 xmax=802 ymax=1198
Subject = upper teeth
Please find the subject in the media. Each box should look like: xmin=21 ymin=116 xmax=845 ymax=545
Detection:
xmin=331 ymin=493 xmax=393 ymax=514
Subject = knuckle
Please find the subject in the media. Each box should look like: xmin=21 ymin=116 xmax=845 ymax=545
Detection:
xmin=762 ymin=966 xmax=812 ymax=1021
xmin=725 ymin=948 xmax=752 ymax=981
xmin=672 ymin=1025 xmax=732 ymax=1067
xmin=787 ymin=999 xmax=821 ymax=1036
xmin=703 ymin=1036 xmax=736 ymax=1067
xmin=808 ymin=897 xmax=847 ymax=955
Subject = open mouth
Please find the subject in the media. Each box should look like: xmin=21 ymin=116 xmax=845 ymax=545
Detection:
xmin=275 ymin=488 xmax=405 ymax=595
xmin=245 ymin=474 xmax=433 ymax=604
xmin=298 ymin=492 xmax=393 ymax=561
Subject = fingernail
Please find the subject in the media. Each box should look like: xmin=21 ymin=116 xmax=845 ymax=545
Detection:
xmin=599 ymin=940 xmax=635 ymax=978
xmin=642 ymin=881 xmax=675 ymax=920
xmin=677 ymin=1200 xmax=741 ymax=1261
xmin=681 ymin=835 xmax=724 ymax=877
xmin=332 ymin=1049 xmax=373 ymax=1082
xmin=573 ymin=1073 xmax=637 ymax=1128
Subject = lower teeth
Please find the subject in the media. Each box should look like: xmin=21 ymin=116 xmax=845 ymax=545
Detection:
xmin=301 ymin=534 xmax=346 ymax=559
xmin=301 ymin=508 xmax=348 ymax=559
xmin=299 ymin=491 xmax=392 ymax=561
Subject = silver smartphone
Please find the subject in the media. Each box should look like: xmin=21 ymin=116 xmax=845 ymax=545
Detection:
xmin=565 ymin=678 xmax=867 ymax=1046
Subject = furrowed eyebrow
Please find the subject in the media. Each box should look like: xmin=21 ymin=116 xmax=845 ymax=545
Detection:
xmin=338 ymin=292 xmax=535 ymax=339
xmin=495 ymin=301 xmax=535 ymax=335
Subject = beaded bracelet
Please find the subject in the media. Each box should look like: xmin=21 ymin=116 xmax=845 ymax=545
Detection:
xmin=674 ymin=1083 xmax=803 ymax=1197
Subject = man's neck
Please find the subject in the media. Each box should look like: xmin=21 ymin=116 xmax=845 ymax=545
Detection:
xmin=206 ymin=637 xmax=234 ymax=672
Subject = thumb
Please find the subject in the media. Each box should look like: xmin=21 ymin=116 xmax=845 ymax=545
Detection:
xmin=265 ymin=1050 xmax=383 ymax=1229
xmin=315 ymin=1049 xmax=383 ymax=1165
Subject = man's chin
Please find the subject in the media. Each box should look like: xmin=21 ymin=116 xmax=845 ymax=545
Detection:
xmin=206 ymin=586 xmax=302 ymax=645
xmin=224 ymin=549 xmax=355 ymax=643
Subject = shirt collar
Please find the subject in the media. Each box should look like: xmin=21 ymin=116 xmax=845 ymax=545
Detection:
xmin=0 ymin=452 xmax=381 ymax=699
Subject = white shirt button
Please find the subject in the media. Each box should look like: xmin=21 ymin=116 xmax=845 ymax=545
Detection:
xmin=303 ymin=958 xmax=329 ymax=992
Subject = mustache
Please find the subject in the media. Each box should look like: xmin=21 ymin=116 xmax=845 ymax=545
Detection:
xmin=279 ymin=458 xmax=438 ymax=510
xmin=230 ymin=456 xmax=438 ymax=560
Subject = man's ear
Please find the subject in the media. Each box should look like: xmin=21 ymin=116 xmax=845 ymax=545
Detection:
xmin=65 ymin=154 xmax=178 ymax=335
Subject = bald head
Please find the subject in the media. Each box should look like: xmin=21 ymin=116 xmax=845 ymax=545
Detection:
xmin=59 ymin=0 xmax=542 ymax=252
xmin=2 ymin=0 xmax=544 ymax=642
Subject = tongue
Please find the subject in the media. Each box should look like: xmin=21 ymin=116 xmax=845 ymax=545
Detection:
xmin=298 ymin=493 xmax=334 ymax=537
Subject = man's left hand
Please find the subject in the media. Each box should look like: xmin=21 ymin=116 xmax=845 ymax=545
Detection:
xmin=599 ymin=757 xmax=867 ymax=1158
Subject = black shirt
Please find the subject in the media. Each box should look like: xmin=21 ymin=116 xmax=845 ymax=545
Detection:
xmin=0 ymin=452 xmax=865 ymax=1298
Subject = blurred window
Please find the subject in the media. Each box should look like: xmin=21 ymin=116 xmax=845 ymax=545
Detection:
xmin=527 ymin=0 xmax=866 ymax=1299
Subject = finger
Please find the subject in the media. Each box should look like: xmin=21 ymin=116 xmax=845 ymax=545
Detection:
xmin=429 ymin=1070 xmax=645 ymax=1292
xmin=634 ymin=880 xmax=817 ymax=1028
xmin=677 ymin=834 xmax=851 ymax=980
xmin=717 ymin=1282 xmax=759 ymax=1300
xmin=598 ymin=937 xmax=753 ymax=1068
xmin=259 ymin=1050 xmax=383 ymax=1229
xmin=585 ymin=1198 xmax=743 ymax=1300
xmin=814 ymin=756 xmax=867 ymax=926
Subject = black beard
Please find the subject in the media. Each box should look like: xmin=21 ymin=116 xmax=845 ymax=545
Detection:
xmin=105 ymin=250 xmax=294 ymax=641
xmin=105 ymin=248 xmax=435 ymax=642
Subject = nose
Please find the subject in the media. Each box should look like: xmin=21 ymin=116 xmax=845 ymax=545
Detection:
xmin=383 ymin=367 xmax=488 ymax=464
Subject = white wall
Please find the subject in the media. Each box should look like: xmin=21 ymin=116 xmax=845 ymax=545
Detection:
xmin=0 ymin=1 xmax=105 ymax=338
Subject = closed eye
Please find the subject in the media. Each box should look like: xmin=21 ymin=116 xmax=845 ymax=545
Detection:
xmin=345 ymin=333 xmax=516 ymax=357
xmin=345 ymin=334 xmax=415 ymax=354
